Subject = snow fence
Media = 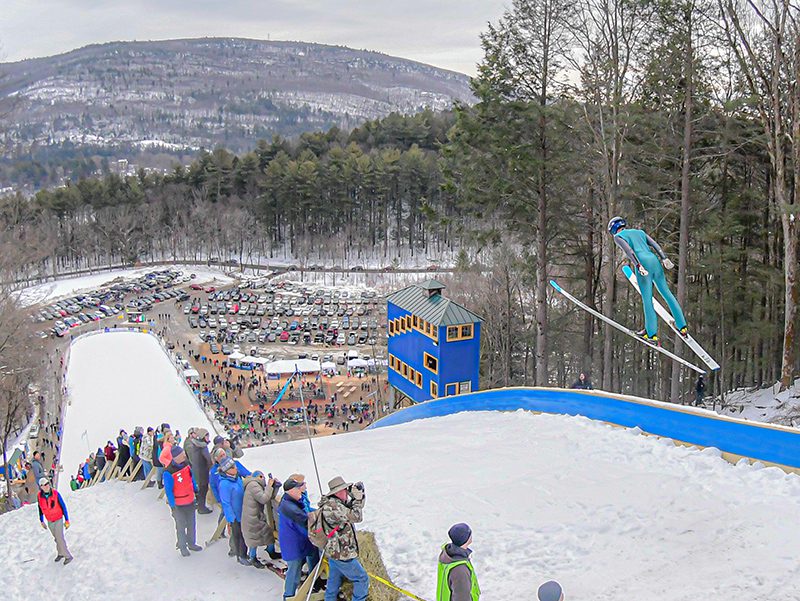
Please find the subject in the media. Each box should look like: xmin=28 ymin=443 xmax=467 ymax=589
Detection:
xmin=369 ymin=386 xmax=800 ymax=473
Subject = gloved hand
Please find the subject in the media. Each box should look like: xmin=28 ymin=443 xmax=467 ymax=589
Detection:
xmin=64 ymin=521 xmax=70 ymax=530
xmin=351 ymin=482 xmax=365 ymax=501
xmin=662 ymin=258 xmax=674 ymax=270
xmin=637 ymin=265 xmax=649 ymax=277
xmin=41 ymin=522 xmax=47 ymax=530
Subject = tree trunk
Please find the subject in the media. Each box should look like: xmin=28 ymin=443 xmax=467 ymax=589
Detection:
xmin=671 ymin=12 xmax=694 ymax=402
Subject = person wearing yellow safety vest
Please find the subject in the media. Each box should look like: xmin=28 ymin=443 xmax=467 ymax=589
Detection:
xmin=436 ymin=523 xmax=480 ymax=601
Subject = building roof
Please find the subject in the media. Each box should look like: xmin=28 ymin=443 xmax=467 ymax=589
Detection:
xmin=387 ymin=282 xmax=483 ymax=326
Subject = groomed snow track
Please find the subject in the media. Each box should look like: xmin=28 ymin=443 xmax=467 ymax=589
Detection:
xmin=370 ymin=387 xmax=800 ymax=472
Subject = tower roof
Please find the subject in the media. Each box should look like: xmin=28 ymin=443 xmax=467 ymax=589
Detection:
xmin=387 ymin=281 xmax=482 ymax=326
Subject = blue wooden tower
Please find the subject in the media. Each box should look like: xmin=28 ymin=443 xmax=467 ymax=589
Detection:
xmin=386 ymin=279 xmax=482 ymax=405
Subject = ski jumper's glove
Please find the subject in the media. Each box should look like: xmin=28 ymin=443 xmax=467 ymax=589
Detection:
xmin=64 ymin=521 xmax=70 ymax=530
xmin=662 ymin=258 xmax=674 ymax=270
xmin=637 ymin=265 xmax=649 ymax=277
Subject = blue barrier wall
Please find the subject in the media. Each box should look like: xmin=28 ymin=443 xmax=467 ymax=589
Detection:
xmin=369 ymin=387 xmax=800 ymax=470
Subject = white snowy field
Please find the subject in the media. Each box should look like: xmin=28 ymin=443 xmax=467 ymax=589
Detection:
xmin=17 ymin=266 xmax=234 ymax=307
xmin=3 ymin=410 xmax=800 ymax=600
xmin=60 ymin=332 xmax=215 ymax=476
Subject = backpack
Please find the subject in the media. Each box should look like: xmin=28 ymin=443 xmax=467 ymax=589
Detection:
xmin=307 ymin=507 xmax=339 ymax=549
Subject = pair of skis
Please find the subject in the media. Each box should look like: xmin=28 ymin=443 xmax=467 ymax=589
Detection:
xmin=549 ymin=266 xmax=719 ymax=374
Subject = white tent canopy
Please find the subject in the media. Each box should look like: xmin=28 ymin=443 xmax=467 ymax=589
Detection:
xmin=347 ymin=358 xmax=369 ymax=368
xmin=240 ymin=356 xmax=268 ymax=365
xmin=321 ymin=361 xmax=337 ymax=371
xmin=229 ymin=351 xmax=246 ymax=361
xmin=266 ymin=358 xmax=320 ymax=374
xmin=183 ymin=368 xmax=200 ymax=379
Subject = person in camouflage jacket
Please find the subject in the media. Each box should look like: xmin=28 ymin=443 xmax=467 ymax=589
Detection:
xmin=319 ymin=476 xmax=369 ymax=601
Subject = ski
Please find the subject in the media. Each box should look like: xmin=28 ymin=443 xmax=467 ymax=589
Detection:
xmin=621 ymin=265 xmax=720 ymax=371
xmin=549 ymin=279 xmax=706 ymax=374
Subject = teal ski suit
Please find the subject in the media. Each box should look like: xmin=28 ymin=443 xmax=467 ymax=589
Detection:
xmin=613 ymin=228 xmax=686 ymax=338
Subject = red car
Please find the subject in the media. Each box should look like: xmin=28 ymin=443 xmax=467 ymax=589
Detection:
xmin=191 ymin=305 xmax=200 ymax=314
xmin=205 ymin=286 xmax=216 ymax=293
xmin=279 ymin=331 xmax=289 ymax=342
xmin=190 ymin=284 xmax=203 ymax=290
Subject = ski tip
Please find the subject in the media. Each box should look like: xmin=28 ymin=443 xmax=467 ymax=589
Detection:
xmin=549 ymin=280 xmax=561 ymax=292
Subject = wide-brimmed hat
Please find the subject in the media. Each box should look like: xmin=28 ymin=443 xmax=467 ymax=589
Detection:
xmin=326 ymin=475 xmax=351 ymax=496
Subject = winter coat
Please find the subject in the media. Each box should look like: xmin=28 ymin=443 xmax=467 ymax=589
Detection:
xmin=94 ymin=452 xmax=106 ymax=473
xmin=218 ymin=472 xmax=245 ymax=523
xmin=185 ymin=437 xmax=212 ymax=485
xmin=158 ymin=440 xmax=173 ymax=468
xmin=437 ymin=544 xmax=479 ymax=601
xmin=163 ymin=463 xmax=196 ymax=507
xmin=31 ymin=459 xmax=46 ymax=483
xmin=129 ymin=434 xmax=142 ymax=461
xmin=570 ymin=377 xmax=593 ymax=390
xmin=209 ymin=460 xmax=250 ymax=503
xmin=318 ymin=493 xmax=364 ymax=561
xmin=140 ymin=434 xmax=154 ymax=464
xmin=116 ymin=436 xmax=131 ymax=466
xmin=103 ymin=444 xmax=116 ymax=461
xmin=241 ymin=476 xmax=279 ymax=548
xmin=81 ymin=463 xmax=90 ymax=482
xmin=278 ymin=494 xmax=316 ymax=561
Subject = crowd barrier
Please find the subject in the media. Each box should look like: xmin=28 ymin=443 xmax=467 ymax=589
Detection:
xmin=368 ymin=386 xmax=800 ymax=473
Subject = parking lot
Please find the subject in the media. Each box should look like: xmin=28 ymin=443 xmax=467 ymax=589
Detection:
xmin=30 ymin=268 xmax=391 ymax=445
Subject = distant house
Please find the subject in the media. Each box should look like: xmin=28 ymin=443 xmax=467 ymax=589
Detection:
xmin=386 ymin=280 xmax=482 ymax=405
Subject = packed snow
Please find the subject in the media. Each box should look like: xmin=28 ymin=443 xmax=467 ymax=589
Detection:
xmin=17 ymin=266 xmax=234 ymax=307
xmin=60 ymin=332 xmax=215 ymax=476
xmin=5 ymin=331 xmax=800 ymax=599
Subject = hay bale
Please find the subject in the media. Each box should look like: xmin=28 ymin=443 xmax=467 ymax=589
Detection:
xmin=337 ymin=530 xmax=399 ymax=601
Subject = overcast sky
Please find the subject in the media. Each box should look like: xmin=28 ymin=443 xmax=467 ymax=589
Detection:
xmin=1 ymin=0 xmax=508 ymax=75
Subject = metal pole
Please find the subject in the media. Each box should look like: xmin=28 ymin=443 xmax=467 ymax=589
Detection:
xmin=295 ymin=366 xmax=323 ymax=493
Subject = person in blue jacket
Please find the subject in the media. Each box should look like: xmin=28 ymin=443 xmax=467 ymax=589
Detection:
xmin=278 ymin=476 xmax=321 ymax=599
xmin=608 ymin=216 xmax=687 ymax=343
xmin=217 ymin=457 xmax=249 ymax=565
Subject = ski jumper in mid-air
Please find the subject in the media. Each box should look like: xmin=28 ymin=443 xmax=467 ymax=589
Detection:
xmin=608 ymin=216 xmax=687 ymax=343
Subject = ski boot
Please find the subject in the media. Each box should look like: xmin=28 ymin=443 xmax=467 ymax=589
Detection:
xmin=678 ymin=325 xmax=689 ymax=337
xmin=637 ymin=329 xmax=660 ymax=346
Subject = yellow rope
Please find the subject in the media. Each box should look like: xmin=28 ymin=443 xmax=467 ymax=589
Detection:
xmin=367 ymin=572 xmax=430 ymax=601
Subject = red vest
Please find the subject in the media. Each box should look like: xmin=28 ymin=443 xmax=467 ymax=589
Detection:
xmin=171 ymin=465 xmax=195 ymax=506
xmin=38 ymin=490 xmax=63 ymax=522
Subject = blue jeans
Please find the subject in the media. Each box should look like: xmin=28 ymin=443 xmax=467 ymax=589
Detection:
xmin=325 ymin=557 xmax=368 ymax=601
xmin=141 ymin=460 xmax=152 ymax=479
xmin=284 ymin=552 xmax=320 ymax=599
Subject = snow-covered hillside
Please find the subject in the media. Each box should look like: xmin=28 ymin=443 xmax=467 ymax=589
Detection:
xmin=5 ymin=331 xmax=800 ymax=599
xmin=715 ymin=378 xmax=800 ymax=427
xmin=60 ymin=332 xmax=216 ymax=476
xmin=7 ymin=410 xmax=800 ymax=599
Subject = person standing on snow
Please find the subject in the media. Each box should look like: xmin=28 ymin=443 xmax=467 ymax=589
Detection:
xmin=436 ymin=523 xmax=480 ymax=601
xmin=217 ymin=457 xmax=249 ymax=566
xmin=31 ymin=451 xmax=46 ymax=484
xmin=37 ymin=478 xmax=73 ymax=565
xmin=570 ymin=373 xmax=593 ymax=390
xmin=608 ymin=216 xmax=687 ymax=343
xmin=139 ymin=427 xmax=155 ymax=480
xmin=185 ymin=427 xmax=213 ymax=514
xmin=162 ymin=445 xmax=203 ymax=557
xmin=319 ymin=476 xmax=369 ymax=601
xmin=278 ymin=476 xmax=320 ymax=598
xmin=241 ymin=470 xmax=282 ymax=568
xmin=695 ymin=375 xmax=706 ymax=407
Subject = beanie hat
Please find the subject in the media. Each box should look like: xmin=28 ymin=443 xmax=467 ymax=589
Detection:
xmin=537 ymin=581 xmax=564 ymax=601
xmin=448 ymin=523 xmax=472 ymax=547
xmin=170 ymin=445 xmax=184 ymax=460
xmin=219 ymin=457 xmax=235 ymax=472
xmin=38 ymin=477 xmax=50 ymax=487
xmin=213 ymin=435 xmax=225 ymax=446
xmin=283 ymin=478 xmax=305 ymax=492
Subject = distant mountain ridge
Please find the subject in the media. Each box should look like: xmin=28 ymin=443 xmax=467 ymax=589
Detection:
xmin=0 ymin=38 xmax=474 ymax=156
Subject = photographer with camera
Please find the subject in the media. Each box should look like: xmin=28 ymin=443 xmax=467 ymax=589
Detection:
xmin=318 ymin=476 xmax=369 ymax=601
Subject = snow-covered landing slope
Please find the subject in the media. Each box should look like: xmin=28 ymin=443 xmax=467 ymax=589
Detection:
xmin=243 ymin=410 xmax=800 ymax=600
xmin=61 ymin=332 xmax=215 ymax=475
xmin=6 ymin=410 xmax=800 ymax=599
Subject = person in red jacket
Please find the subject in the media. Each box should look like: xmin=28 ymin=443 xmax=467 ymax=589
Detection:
xmin=37 ymin=478 xmax=73 ymax=564
xmin=162 ymin=445 xmax=203 ymax=557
